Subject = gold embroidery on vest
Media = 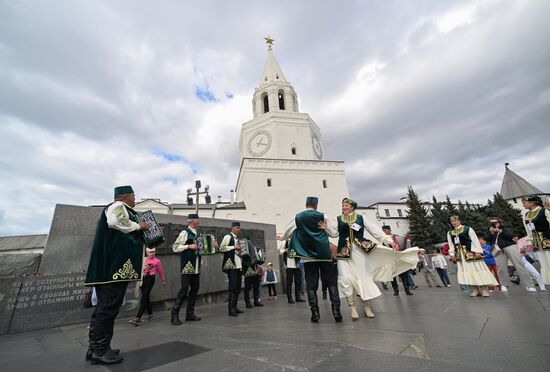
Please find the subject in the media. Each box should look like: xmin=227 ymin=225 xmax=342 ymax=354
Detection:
xmin=112 ymin=259 xmax=139 ymax=280
xmin=223 ymin=258 xmax=236 ymax=270
xmin=245 ymin=266 xmax=256 ymax=276
xmin=181 ymin=261 xmax=195 ymax=274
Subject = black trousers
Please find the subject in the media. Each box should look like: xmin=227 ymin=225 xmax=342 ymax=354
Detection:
xmin=286 ymin=268 xmax=302 ymax=295
xmin=391 ymin=272 xmax=409 ymax=291
xmin=137 ymin=275 xmax=155 ymax=318
xmin=89 ymin=282 xmax=128 ymax=354
xmin=244 ymin=275 xmax=260 ymax=302
xmin=227 ymin=270 xmax=242 ymax=298
xmin=266 ymin=283 xmax=277 ymax=296
xmin=174 ymin=274 xmax=200 ymax=315
xmin=304 ymin=261 xmax=339 ymax=309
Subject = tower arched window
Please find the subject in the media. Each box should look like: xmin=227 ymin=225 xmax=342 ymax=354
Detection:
xmin=262 ymin=94 xmax=269 ymax=113
xmin=278 ymin=90 xmax=285 ymax=110
xmin=322 ymin=180 xmax=327 ymax=188
xmin=291 ymin=147 xmax=297 ymax=155
xmin=267 ymin=178 xmax=272 ymax=187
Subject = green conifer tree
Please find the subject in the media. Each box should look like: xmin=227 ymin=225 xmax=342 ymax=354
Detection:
xmin=406 ymin=187 xmax=434 ymax=248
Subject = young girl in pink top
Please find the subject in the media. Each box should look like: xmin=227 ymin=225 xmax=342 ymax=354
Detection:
xmin=129 ymin=248 xmax=166 ymax=325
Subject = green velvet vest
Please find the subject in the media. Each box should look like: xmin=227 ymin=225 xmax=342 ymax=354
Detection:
xmin=525 ymin=208 xmax=550 ymax=251
xmin=449 ymin=225 xmax=480 ymax=262
xmin=84 ymin=203 xmax=144 ymax=286
xmin=289 ymin=209 xmax=331 ymax=261
xmin=336 ymin=213 xmax=368 ymax=259
xmin=180 ymin=227 xmax=201 ymax=274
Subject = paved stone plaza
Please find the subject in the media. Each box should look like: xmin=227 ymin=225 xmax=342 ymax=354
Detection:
xmin=1 ymin=276 xmax=549 ymax=372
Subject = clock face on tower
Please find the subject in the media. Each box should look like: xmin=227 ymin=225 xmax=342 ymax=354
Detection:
xmin=312 ymin=136 xmax=323 ymax=159
xmin=247 ymin=130 xmax=272 ymax=157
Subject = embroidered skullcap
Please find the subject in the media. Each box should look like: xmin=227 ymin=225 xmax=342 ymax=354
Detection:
xmin=114 ymin=185 xmax=134 ymax=197
xmin=342 ymin=197 xmax=357 ymax=210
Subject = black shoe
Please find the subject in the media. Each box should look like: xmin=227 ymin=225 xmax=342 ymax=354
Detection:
xmin=287 ymin=296 xmax=295 ymax=304
xmin=90 ymin=350 xmax=123 ymax=365
xmin=405 ymin=288 xmax=414 ymax=296
xmin=236 ymin=308 xmax=244 ymax=313
xmin=332 ymin=306 xmax=343 ymax=322
xmin=245 ymin=301 xmax=254 ymax=308
xmin=393 ymin=290 xmax=399 ymax=296
xmin=254 ymin=301 xmax=264 ymax=307
xmin=171 ymin=315 xmax=182 ymax=325
xmin=436 ymin=285 xmax=441 ymax=288
xmin=185 ymin=313 xmax=201 ymax=321
xmin=382 ymin=283 xmax=388 ymax=290
xmin=85 ymin=347 xmax=120 ymax=361
xmin=311 ymin=308 xmax=320 ymax=323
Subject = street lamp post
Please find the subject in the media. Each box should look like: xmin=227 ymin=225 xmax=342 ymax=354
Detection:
xmin=186 ymin=180 xmax=212 ymax=215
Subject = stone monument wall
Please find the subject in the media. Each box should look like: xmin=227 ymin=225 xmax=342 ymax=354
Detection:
xmin=0 ymin=204 xmax=279 ymax=334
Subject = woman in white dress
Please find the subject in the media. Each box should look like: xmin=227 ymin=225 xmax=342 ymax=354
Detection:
xmin=325 ymin=198 xmax=418 ymax=320
xmin=447 ymin=215 xmax=498 ymax=297
xmin=522 ymin=195 xmax=550 ymax=285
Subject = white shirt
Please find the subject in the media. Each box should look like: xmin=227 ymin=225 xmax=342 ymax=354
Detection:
xmin=105 ymin=201 xmax=140 ymax=233
xmin=220 ymin=232 xmax=242 ymax=269
xmin=431 ymin=255 xmax=447 ymax=269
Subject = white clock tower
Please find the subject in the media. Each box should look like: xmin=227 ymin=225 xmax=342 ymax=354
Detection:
xmin=233 ymin=37 xmax=350 ymax=233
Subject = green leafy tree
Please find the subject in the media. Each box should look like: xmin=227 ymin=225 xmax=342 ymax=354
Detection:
xmin=405 ymin=187 xmax=434 ymax=248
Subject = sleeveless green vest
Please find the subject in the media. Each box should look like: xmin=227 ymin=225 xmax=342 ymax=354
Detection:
xmin=84 ymin=203 xmax=144 ymax=286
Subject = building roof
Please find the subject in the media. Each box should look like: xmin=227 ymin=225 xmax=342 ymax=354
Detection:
xmin=500 ymin=164 xmax=544 ymax=200
xmin=171 ymin=203 xmax=216 ymax=210
xmin=0 ymin=234 xmax=48 ymax=252
xmin=216 ymin=202 xmax=246 ymax=210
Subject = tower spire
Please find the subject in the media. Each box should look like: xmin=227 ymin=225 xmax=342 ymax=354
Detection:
xmin=259 ymin=36 xmax=288 ymax=85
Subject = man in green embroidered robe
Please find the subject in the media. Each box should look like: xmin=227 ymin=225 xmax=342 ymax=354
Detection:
xmin=84 ymin=185 xmax=149 ymax=365
xmin=171 ymin=214 xmax=214 ymax=324
xmin=283 ymin=196 xmax=342 ymax=323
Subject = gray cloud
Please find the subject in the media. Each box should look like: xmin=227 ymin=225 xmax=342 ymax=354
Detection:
xmin=1 ymin=0 xmax=549 ymax=235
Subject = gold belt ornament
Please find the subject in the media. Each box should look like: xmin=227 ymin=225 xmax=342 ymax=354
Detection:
xmin=532 ymin=231 xmax=550 ymax=251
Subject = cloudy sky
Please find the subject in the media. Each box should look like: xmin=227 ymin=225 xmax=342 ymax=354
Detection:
xmin=1 ymin=0 xmax=549 ymax=236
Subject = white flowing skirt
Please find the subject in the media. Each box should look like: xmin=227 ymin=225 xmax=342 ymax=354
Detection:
xmin=539 ymin=250 xmax=550 ymax=285
xmin=456 ymin=252 xmax=498 ymax=286
xmin=338 ymin=245 xmax=419 ymax=300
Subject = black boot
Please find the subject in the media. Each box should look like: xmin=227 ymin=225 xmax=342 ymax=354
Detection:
xmin=185 ymin=296 xmax=201 ymax=321
xmin=91 ymin=348 xmax=123 ymax=365
xmin=405 ymin=287 xmax=414 ymax=296
xmin=328 ymin=286 xmax=342 ymax=322
xmin=393 ymin=288 xmax=399 ymax=296
xmin=253 ymin=298 xmax=264 ymax=306
xmin=235 ymin=295 xmax=244 ymax=313
xmin=244 ymin=292 xmax=254 ymax=308
xmin=171 ymin=297 xmax=183 ymax=325
xmin=307 ymin=290 xmax=320 ymax=322
xmin=85 ymin=320 xmax=95 ymax=361
xmin=287 ymin=286 xmax=295 ymax=304
xmin=91 ymin=322 xmax=123 ymax=365
xmin=228 ymin=293 xmax=238 ymax=316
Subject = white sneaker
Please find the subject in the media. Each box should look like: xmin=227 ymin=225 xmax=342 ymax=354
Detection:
xmin=526 ymin=287 xmax=537 ymax=292
xmin=500 ymin=286 xmax=508 ymax=292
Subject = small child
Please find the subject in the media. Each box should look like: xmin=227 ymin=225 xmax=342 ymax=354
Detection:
xmin=480 ymin=236 xmax=501 ymax=291
xmin=431 ymin=249 xmax=451 ymax=286
xmin=129 ymin=248 xmax=166 ymax=326
xmin=263 ymin=262 xmax=278 ymax=299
